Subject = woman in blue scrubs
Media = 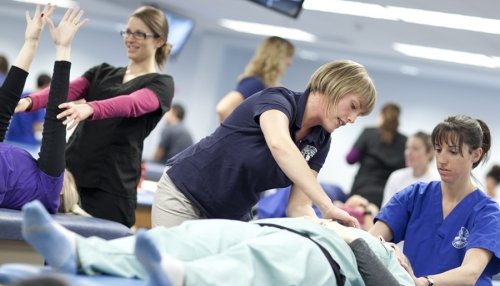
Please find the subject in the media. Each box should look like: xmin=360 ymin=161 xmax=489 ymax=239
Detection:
xmin=370 ymin=115 xmax=500 ymax=286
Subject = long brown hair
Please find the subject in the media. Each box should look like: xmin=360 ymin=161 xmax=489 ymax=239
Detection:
xmin=379 ymin=103 xmax=401 ymax=145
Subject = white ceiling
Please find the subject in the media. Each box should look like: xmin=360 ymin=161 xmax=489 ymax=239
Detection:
xmin=4 ymin=0 xmax=500 ymax=78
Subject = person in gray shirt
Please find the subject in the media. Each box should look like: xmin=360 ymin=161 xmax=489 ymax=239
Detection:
xmin=154 ymin=103 xmax=193 ymax=164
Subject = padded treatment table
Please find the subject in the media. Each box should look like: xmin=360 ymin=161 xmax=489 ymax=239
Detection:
xmin=0 ymin=264 xmax=144 ymax=286
xmin=0 ymin=208 xmax=134 ymax=264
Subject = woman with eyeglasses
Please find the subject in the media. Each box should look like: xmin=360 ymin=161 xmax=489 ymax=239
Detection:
xmin=15 ymin=6 xmax=174 ymax=227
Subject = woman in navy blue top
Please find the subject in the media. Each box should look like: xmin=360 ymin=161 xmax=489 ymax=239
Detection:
xmin=153 ymin=60 xmax=377 ymax=227
xmin=216 ymin=36 xmax=295 ymax=122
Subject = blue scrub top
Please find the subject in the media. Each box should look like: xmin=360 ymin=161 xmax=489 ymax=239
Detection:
xmin=376 ymin=181 xmax=500 ymax=285
xmin=235 ymin=76 xmax=266 ymax=99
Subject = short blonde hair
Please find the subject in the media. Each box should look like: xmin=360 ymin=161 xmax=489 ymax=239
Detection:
xmin=307 ymin=60 xmax=376 ymax=116
xmin=239 ymin=36 xmax=295 ymax=87
xmin=59 ymin=170 xmax=91 ymax=216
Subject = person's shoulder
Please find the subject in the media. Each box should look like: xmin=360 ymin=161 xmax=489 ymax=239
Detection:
xmin=361 ymin=127 xmax=378 ymax=136
xmin=392 ymin=167 xmax=413 ymax=177
xmin=239 ymin=76 xmax=263 ymax=86
xmin=471 ymin=189 xmax=500 ymax=212
xmin=84 ymin=62 xmax=120 ymax=75
xmin=94 ymin=62 xmax=117 ymax=70
xmin=397 ymin=180 xmax=439 ymax=199
xmin=141 ymin=72 xmax=173 ymax=83
xmin=263 ymin=86 xmax=298 ymax=97
xmin=409 ymin=181 xmax=440 ymax=198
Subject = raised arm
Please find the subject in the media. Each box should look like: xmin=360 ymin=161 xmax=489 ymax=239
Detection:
xmin=0 ymin=4 xmax=55 ymax=141
xmin=45 ymin=6 xmax=88 ymax=62
xmin=36 ymin=6 xmax=88 ymax=177
xmin=14 ymin=4 xmax=56 ymax=72
xmin=260 ymin=109 xmax=358 ymax=227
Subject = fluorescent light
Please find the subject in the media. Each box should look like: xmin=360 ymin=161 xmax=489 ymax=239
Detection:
xmin=399 ymin=65 xmax=420 ymax=76
xmin=298 ymin=50 xmax=320 ymax=61
xmin=219 ymin=19 xmax=317 ymax=42
xmin=493 ymin=57 xmax=500 ymax=68
xmin=12 ymin=0 xmax=77 ymax=8
xmin=393 ymin=43 xmax=498 ymax=69
xmin=388 ymin=6 xmax=500 ymax=34
xmin=304 ymin=0 xmax=397 ymax=20
xmin=303 ymin=0 xmax=500 ymax=35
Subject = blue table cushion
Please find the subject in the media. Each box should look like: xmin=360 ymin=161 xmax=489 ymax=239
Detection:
xmin=0 ymin=264 xmax=144 ymax=285
xmin=0 ymin=208 xmax=133 ymax=241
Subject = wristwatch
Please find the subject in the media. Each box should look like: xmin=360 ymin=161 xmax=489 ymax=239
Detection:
xmin=424 ymin=275 xmax=434 ymax=286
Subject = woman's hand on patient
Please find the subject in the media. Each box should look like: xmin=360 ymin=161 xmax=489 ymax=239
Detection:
xmin=323 ymin=205 xmax=360 ymax=228
xmin=320 ymin=220 xmax=359 ymax=244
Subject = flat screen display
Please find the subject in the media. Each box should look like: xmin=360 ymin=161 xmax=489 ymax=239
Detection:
xmin=247 ymin=0 xmax=305 ymax=18
xmin=165 ymin=11 xmax=194 ymax=58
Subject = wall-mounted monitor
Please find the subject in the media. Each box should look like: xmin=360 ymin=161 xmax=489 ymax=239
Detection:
xmin=165 ymin=11 xmax=194 ymax=58
xmin=247 ymin=0 xmax=305 ymax=18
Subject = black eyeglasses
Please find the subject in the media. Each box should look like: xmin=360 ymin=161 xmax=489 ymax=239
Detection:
xmin=120 ymin=30 xmax=158 ymax=40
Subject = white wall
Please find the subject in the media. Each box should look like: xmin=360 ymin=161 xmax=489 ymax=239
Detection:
xmin=1 ymin=5 xmax=499 ymax=193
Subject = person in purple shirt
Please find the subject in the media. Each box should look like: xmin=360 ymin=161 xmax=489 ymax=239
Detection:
xmin=0 ymin=4 xmax=88 ymax=215
xmin=153 ymin=60 xmax=377 ymax=228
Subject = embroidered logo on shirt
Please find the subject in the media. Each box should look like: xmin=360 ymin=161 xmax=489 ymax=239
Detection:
xmin=301 ymin=145 xmax=317 ymax=162
xmin=452 ymin=227 xmax=469 ymax=249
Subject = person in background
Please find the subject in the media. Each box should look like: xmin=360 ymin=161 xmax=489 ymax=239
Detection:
xmin=370 ymin=115 xmax=500 ymax=286
xmin=152 ymin=60 xmax=376 ymax=228
xmin=346 ymin=102 xmax=407 ymax=208
xmin=15 ymin=5 xmax=175 ymax=227
xmin=0 ymin=4 xmax=89 ymax=216
xmin=153 ymin=103 xmax=193 ymax=164
xmin=381 ymin=131 xmax=439 ymax=207
xmin=216 ymin=36 xmax=295 ymax=123
xmin=0 ymin=54 xmax=9 ymax=86
xmin=6 ymin=73 xmax=51 ymax=147
xmin=485 ymin=164 xmax=500 ymax=203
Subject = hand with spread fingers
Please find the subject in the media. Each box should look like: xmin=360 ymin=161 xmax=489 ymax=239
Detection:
xmin=44 ymin=6 xmax=88 ymax=48
xmin=56 ymin=100 xmax=93 ymax=130
xmin=24 ymin=3 xmax=56 ymax=43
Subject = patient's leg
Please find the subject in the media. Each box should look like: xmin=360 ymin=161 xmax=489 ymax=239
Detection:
xmin=22 ymin=200 xmax=77 ymax=273
xmin=135 ymin=230 xmax=184 ymax=286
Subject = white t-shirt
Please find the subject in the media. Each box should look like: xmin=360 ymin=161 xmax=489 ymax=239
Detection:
xmin=381 ymin=166 xmax=440 ymax=207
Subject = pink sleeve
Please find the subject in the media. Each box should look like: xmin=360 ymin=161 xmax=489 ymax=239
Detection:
xmin=29 ymin=76 xmax=89 ymax=111
xmin=87 ymin=88 xmax=160 ymax=120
